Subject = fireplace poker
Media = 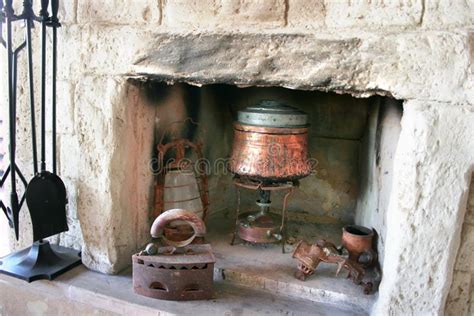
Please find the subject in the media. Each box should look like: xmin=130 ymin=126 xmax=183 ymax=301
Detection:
xmin=0 ymin=0 xmax=8 ymax=224
xmin=49 ymin=0 xmax=60 ymax=173
xmin=0 ymin=0 xmax=9 ymax=226
xmin=40 ymin=0 xmax=48 ymax=174
xmin=23 ymin=0 xmax=39 ymax=175
xmin=11 ymin=6 xmax=28 ymax=216
xmin=5 ymin=0 xmax=18 ymax=238
xmin=1 ymin=0 xmax=29 ymax=240
xmin=0 ymin=0 xmax=30 ymax=237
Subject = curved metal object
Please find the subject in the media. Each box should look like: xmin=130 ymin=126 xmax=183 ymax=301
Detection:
xmin=237 ymin=212 xmax=282 ymax=244
xmin=292 ymin=239 xmax=373 ymax=294
xmin=150 ymin=209 xmax=206 ymax=247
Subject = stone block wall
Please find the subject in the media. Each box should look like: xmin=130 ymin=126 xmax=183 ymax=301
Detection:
xmin=79 ymin=0 xmax=474 ymax=31
xmin=0 ymin=1 xmax=473 ymax=315
xmin=445 ymin=174 xmax=474 ymax=315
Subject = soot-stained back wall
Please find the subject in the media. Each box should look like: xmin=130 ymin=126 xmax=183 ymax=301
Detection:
xmin=141 ymin=82 xmax=378 ymax=224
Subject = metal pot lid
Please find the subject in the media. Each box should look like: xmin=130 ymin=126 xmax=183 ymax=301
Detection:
xmin=237 ymin=100 xmax=308 ymax=128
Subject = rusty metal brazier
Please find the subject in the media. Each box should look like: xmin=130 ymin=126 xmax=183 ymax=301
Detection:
xmin=230 ymin=100 xmax=311 ymax=182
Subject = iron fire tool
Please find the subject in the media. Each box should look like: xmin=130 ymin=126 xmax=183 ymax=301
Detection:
xmin=0 ymin=0 xmax=81 ymax=282
xmin=26 ymin=0 xmax=70 ymax=241
xmin=0 ymin=0 xmax=29 ymax=241
xmin=133 ymin=209 xmax=215 ymax=301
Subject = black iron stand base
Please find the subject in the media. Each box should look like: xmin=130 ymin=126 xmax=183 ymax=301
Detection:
xmin=0 ymin=240 xmax=81 ymax=282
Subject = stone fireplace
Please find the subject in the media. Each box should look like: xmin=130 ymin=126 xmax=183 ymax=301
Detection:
xmin=1 ymin=1 xmax=473 ymax=315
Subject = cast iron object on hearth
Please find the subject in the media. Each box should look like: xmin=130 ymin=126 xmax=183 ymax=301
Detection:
xmin=133 ymin=209 xmax=215 ymax=301
xmin=150 ymin=208 xmax=206 ymax=248
xmin=292 ymin=239 xmax=373 ymax=294
xmin=0 ymin=0 xmax=81 ymax=282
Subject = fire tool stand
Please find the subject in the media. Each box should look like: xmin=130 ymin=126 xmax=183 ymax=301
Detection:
xmin=230 ymin=177 xmax=296 ymax=253
xmin=0 ymin=0 xmax=82 ymax=282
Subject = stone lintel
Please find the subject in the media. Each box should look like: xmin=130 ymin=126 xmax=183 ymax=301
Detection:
xmin=131 ymin=31 xmax=472 ymax=104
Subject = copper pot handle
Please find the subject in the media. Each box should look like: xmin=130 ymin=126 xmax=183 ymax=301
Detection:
xmin=150 ymin=208 xmax=206 ymax=247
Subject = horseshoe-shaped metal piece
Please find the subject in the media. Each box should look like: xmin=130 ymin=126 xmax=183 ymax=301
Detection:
xmin=150 ymin=209 xmax=206 ymax=248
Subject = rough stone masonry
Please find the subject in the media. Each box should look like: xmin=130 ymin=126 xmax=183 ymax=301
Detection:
xmin=0 ymin=1 xmax=473 ymax=315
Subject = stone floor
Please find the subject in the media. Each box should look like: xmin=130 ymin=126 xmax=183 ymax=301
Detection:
xmin=0 ymin=265 xmax=366 ymax=315
xmin=207 ymin=210 xmax=377 ymax=313
xmin=0 ymin=210 xmax=377 ymax=315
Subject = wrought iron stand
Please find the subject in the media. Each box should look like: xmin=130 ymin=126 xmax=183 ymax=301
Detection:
xmin=230 ymin=177 xmax=296 ymax=253
xmin=0 ymin=240 xmax=81 ymax=282
xmin=0 ymin=0 xmax=81 ymax=282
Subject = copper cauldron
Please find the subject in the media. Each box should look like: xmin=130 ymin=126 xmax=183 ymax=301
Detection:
xmin=230 ymin=101 xmax=311 ymax=182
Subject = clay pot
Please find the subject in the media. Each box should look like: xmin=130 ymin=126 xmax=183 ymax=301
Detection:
xmin=342 ymin=225 xmax=377 ymax=267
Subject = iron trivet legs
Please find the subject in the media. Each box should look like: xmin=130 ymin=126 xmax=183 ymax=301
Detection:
xmin=0 ymin=240 xmax=81 ymax=282
xmin=230 ymin=178 xmax=296 ymax=253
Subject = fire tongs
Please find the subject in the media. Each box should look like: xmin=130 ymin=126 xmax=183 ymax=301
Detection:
xmin=0 ymin=0 xmax=33 ymax=240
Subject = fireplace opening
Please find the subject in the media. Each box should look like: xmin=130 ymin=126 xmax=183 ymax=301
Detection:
xmin=104 ymin=79 xmax=403 ymax=309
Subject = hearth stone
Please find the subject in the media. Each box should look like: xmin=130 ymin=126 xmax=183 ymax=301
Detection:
xmin=0 ymin=266 xmax=368 ymax=316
